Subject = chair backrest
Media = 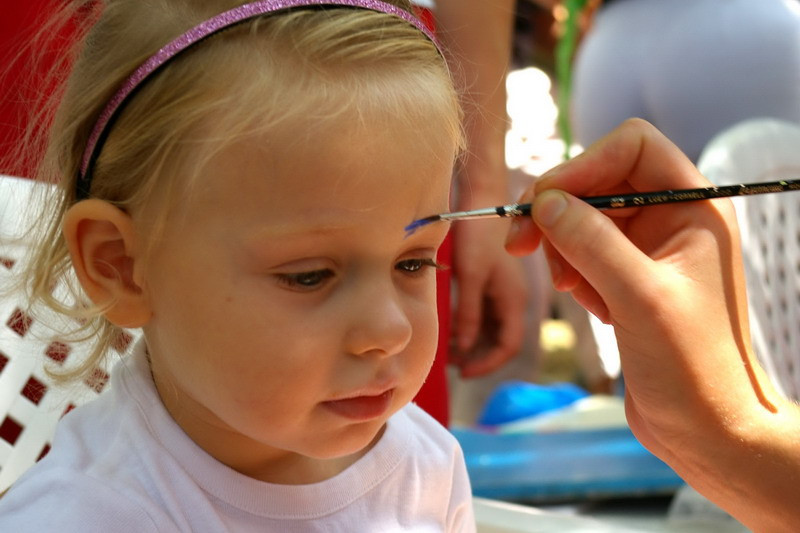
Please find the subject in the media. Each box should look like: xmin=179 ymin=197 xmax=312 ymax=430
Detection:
xmin=698 ymin=118 xmax=800 ymax=400
xmin=0 ymin=175 xmax=134 ymax=492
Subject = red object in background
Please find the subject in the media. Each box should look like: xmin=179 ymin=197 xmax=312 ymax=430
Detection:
xmin=412 ymin=234 xmax=452 ymax=427
xmin=0 ymin=1 xmax=78 ymax=178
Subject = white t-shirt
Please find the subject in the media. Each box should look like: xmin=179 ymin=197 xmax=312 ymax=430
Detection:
xmin=0 ymin=342 xmax=475 ymax=532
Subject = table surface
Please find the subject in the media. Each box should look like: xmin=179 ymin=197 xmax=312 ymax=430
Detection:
xmin=474 ymin=496 xmax=751 ymax=533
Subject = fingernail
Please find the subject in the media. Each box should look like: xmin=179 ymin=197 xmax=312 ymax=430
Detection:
xmin=534 ymin=191 xmax=567 ymax=228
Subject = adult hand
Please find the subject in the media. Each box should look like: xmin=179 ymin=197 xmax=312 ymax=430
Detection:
xmin=506 ymin=119 xmax=799 ymax=531
xmin=435 ymin=0 xmax=528 ymax=378
xmin=450 ymin=217 xmax=528 ymax=378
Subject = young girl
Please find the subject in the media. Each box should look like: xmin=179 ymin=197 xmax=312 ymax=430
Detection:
xmin=0 ymin=1 xmax=475 ymax=530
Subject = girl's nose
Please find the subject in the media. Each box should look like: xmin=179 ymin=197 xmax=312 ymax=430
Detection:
xmin=343 ymin=283 xmax=413 ymax=358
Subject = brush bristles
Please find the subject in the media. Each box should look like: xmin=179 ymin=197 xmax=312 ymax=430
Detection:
xmin=404 ymin=215 xmax=441 ymax=237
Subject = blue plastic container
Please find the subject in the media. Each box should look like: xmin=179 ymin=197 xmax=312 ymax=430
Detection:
xmin=478 ymin=381 xmax=590 ymax=426
xmin=453 ymin=426 xmax=685 ymax=503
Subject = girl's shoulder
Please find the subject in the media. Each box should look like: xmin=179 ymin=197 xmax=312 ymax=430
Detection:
xmin=0 ymin=465 xmax=167 ymax=532
xmin=392 ymin=403 xmax=465 ymax=467
xmin=401 ymin=402 xmax=461 ymax=445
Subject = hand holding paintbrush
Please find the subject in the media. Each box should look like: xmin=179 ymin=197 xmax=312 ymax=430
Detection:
xmin=500 ymin=118 xmax=800 ymax=531
xmin=406 ymin=179 xmax=800 ymax=235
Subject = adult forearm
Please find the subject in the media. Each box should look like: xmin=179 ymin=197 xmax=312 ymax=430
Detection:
xmin=434 ymin=0 xmax=515 ymax=204
xmin=678 ymin=402 xmax=800 ymax=533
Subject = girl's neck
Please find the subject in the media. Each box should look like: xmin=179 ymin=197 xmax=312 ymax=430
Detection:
xmin=229 ymin=427 xmax=386 ymax=485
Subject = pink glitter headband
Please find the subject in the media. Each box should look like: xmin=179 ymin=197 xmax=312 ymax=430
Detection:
xmin=76 ymin=0 xmax=441 ymax=199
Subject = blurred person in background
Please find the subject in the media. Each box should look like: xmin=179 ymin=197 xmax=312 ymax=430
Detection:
xmin=571 ymin=0 xmax=800 ymax=162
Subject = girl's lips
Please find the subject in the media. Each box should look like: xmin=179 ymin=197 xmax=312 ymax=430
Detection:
xmin=322 ymin=389 xmax=395 ymax=421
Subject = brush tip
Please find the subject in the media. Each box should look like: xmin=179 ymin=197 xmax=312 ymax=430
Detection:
xmin=404 ymin=215 xmax=439 ymax=237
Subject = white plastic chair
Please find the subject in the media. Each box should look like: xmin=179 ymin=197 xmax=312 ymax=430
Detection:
xmin=697 ymin=117 xmax=800 ymax=400
xmin=0 ymin=175 xmax=134 ymax=492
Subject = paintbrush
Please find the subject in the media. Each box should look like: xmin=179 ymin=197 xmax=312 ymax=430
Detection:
xmin=405 ymin=179 xmax=800 ymax=236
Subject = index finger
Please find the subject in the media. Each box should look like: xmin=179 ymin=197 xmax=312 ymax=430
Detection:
xmin=534 ymin=119 xmax=711 ymax=199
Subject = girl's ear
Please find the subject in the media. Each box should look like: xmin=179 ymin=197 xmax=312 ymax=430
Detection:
xmin=63 ymin=199 xmax=151 ymax=328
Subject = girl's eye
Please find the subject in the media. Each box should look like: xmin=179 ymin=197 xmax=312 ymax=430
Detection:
xmin=396 ymin=258 xmax=444 ymax=275
xmin=275 ymin=269 xmax=334 ymax=290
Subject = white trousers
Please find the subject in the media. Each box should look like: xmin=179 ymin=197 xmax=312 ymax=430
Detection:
xmin=572 ymin=0 xmax=800 ymax=162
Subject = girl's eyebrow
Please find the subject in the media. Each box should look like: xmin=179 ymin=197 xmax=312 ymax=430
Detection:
xmin=246 ymin=225 xmax=348 ymax=242
xmin=242 ymin=218 xmax=360 ymax=245
xmin=238 ymin=208 xmax=365 ymax=239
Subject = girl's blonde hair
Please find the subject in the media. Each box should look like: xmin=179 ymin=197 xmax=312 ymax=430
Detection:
xmin=23 ymin=0 xmax=463 ymax=382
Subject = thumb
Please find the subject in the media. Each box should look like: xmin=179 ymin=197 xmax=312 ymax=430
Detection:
xmin=532 ymin=190 xmax=652 ymax=311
